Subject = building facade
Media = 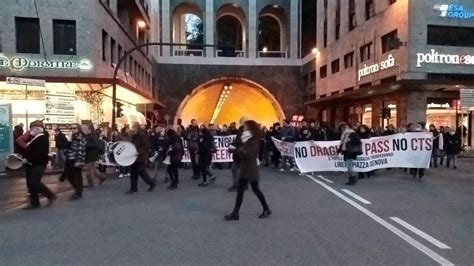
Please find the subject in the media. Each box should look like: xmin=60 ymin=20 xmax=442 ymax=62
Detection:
xmin=308 ymin=0 xmax=474 ymax=145
xmin=0 ymin=0 xmax=159 ymax=130
xmin=149 ymin=0 xmax=314 ymax=126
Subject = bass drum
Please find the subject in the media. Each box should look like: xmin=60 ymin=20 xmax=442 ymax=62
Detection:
xmin=109 ymin=141 xmax=137 ymax=166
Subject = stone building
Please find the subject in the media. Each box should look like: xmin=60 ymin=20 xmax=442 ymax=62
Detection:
xmin=308 ymin=0 xmax=473 ymax=145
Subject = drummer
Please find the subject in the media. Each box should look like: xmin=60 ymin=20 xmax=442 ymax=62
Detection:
xmin=126 ymin=122 xmax=156 ymax=194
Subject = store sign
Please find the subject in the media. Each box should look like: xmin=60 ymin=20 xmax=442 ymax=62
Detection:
xmin=0 ymin=54 xmax=93 ymax=72
xmin=416 ymin=49 xmax=474 ymax=67
xmin=460 ymin=88 xmax=474 ymax=108
xmin=6 ymin=77 xmax=45 ymax=87
xmin=358 ymin=54 xmax=396 ymax=81
xmin=434 ymin=4 xmax=474 ymax=20
xmin=427 ymin=103 xmax=450 ymax=109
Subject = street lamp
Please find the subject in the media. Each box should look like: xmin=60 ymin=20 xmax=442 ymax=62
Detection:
xmin=137 ymin=20 xmax=147 ymax=29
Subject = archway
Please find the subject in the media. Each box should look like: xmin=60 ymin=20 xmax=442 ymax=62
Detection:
xmin=216 ymin=4 xmax=247 ymax=56
xmin=176 ymin=78 xmax=284 ymax=127
xmin=258 ymin=5 xmax=287 ymax=57
xmin=172 ymin=3 xmax=204 ymax=54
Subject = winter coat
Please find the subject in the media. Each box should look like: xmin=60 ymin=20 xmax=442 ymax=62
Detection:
xmin=280 ymin=125 xmax=296 ymax=142
xmin=25 ymin=133 xmax=49 ymax=166
xmin=85 ymin=133 xmax=101 ymax=163
xmin=184 ymin=126 xmax=200 ymax=151
xmin=198 ymin=133 xmax=214 ymax=166
xmin=235 ymin=136 xmax=260 ymax=181
xmin=55 ymin=132 xmax=69 ymax=150
xmin=132 ymin=129 xmax=150 ymax=163
xmin=445 ymin=133 xmax=462 ymax=155
xmin=167 ymin=135 xmax=184 ymax=165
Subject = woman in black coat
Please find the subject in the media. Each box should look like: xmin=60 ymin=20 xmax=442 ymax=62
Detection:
xmin=197 ymin=127 xmax=215 ymax=186
xmin=166 ymin=129 xmax=184 ymax=189
xmin=225 ymin=120 xmax=271 ymax=221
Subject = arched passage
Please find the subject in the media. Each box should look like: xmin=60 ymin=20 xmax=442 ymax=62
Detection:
xmin=216 ymin=4 xmax=247 ymax=55
xmin=258 ymin=5 xmax=287 ymax=56
xmin=172 ymin=3 xmax=204 ymax=52
xmin=175 ymin=78 xmax=284 ymax=127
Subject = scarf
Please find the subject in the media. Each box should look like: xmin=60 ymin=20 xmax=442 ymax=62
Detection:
xmin=340 ymin=129 xmax=355 ymax=151
xmin=241 ymin=130 xmax=252 ymax=143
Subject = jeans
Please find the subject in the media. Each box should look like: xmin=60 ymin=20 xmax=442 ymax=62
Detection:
xmin=55 ymin=149 xmax=65 ymax=169
xmin=26 ymin=164 xmax=55 ymax=207
xmin=345 ymin=159 xmax=355 ymax=177
xmin=232 ymin=179 xmax=269 ymax=214
xmin=189 ymin=150 xmax=200 ymax=178
xmin=446 ymin=154 xmax=458 ymax=167
xmin=280 ymin=156 xmax=294 ymax=170
xmin=64 ymin=160 xmax=83 ymax=197
xmin=431 ymin=148 xmax=439 ymax=167
xmin=167 ymin=163 xmax=180 ymax=186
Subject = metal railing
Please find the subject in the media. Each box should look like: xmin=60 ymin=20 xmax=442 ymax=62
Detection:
xmin=215 ymin=50 xmax=245 ymax=57
xmin=173 ymin=49 xmax=204 ymax=57
xmin=258 ymin=50 xmax=287 ymax=58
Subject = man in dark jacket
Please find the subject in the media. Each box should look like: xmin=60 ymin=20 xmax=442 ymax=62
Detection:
xmin=279 ymin=119 xmax=296 ymax=172
xmin=54 ymin=128 xmax=68 ymax=169
xmin=184 ymin=119 xmax=200 ymax=180
xmin=227 ymin=116 xmax=248 ymax=191
xmin=82 ymin=124 xmax=106 ymax=188
xmin=127 ymin=122 xmax=156 ymax=193
xmin=23 ymin=121 xmax=57 ymax=210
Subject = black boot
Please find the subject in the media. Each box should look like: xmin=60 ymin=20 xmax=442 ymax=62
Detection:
xmin=224 ymin=212 xmax=239 ymax=221
xmin=258 ymin=209 xmax=272 ymax=219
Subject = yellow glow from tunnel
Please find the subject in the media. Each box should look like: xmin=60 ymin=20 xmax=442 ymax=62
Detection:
xmin=178 ymin=81 xmax=283 ymax=127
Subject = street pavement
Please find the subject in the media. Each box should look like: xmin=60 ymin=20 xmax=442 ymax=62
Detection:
xmin=0 ymin=160 xmax=473 ymax=265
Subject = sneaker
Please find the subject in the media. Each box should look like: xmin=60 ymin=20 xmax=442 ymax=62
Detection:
xmin=279 ymin=169 xmax=286 ymax=172
xmin=453 ymin=165 xmax=457 ymax=169
xmin=289 ymin=168 xmax=296 ymax=172
xmin=69 ymin=194 xmax=82 ymax=201
xmin=22 ymin=205 xmax=40 ymax=210
xmin=198 ymin=182 xmax=208 ymax=187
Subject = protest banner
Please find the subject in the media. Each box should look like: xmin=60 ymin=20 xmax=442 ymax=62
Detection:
xmin=282 ymin=133 xmax=433 ymax=173
xmin=271 ymin=137 xmax=295 ymax=157
xmin=182 ymin=135 xmax=236 ymax=163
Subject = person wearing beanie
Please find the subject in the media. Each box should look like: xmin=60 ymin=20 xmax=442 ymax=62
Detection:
xmin=23 ymin=120 xmax=57 ymax=210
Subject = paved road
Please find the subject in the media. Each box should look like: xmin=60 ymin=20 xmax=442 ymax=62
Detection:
xmin=0 ymin=161 xmax=473 ymax=265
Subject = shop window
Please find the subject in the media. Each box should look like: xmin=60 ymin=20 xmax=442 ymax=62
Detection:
xmin=331 ymin=59 xmax=340 ymax=74
xmin=102 ymin=30 xmax=108 ymax=62
xmin=320 ymin=65 xmax=327 ymax=78
xmin=360 ymin=42 xmax=372 ymax=62
xmin=348 ymin=0 xmax=356 ymax=31
xmin=365 ymin=0 xmax=375 ymax=21
xmin=427 ymin=25 xmax=474 ymax=47
xmin=381 ymin=30 xmax=398 ymax=53
xmin=53 ymin=20 xmax=76 ymax=55
xmin=110 ymin=38 xmax=116 ymax=66
xmin=15 ymin=17 xmax=40 ymax=54
xmin=344 ymin=51 xmax=354 ymax=68
xmin=383 ymin=101 xmax=397 ymax=127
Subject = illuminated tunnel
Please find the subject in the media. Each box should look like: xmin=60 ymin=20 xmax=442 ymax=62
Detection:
xmin=175 ymin=77 xmax=285 ymax=127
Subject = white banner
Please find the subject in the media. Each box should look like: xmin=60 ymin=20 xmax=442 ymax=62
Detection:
xmin=285 ymin=133 xmax=433 ymax=173
xmin=271 ymin=137 xmax=295 ymax=157
xmin=182 ymin=135 xmax=236 ymax=163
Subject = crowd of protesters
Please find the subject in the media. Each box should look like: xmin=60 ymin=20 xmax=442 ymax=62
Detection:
xmin=11 ymin=116 xmax=465 ymax=219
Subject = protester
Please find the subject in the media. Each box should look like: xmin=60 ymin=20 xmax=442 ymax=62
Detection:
xmin=22 ymin=120 xmax=57 ymax=210
xmin=184 ymin=119 xmax=200 ymax=180
xmin=228 ymin=116 xmax=248 ymax=191
xmin=54 ymin=128 xmax=68 ymax=169
xmin=118 ymin=126 xmax=131 ymax=178
xmin=225 ymin=120 xmax=271 ymax=221
xmin=13 ymin=123 xmax=25 ymax=156
xmin=198 ymin=127 xmax=215 ymax=187
xmin=126 ymin=122 xmax=156 ymax=194
xmin=338 ymin=123 xmax=362 ymax=186
xmin=356 ymin=124 xmax=372 ymax=179
xmin=165 ymin=128 xmax=184 ymax=190
xmin=82 ymin=124 xmax=106 ymax=188
xmin=445 ymin=128 xmax=462 ymax=169
xmin=429 ymin=124 xmax=443 ymax=168
xmin=64 ymin=123 xmax=86 ymax=200
xmin=409 ymin=123 xmax=426 ymax=181
xmin=151 ymin=125 xmax=169 ymax=182
xmin=269 ymin=123 xmax=282 ymax=168
xmin=279 ymin=119 xmax=296 ymax=172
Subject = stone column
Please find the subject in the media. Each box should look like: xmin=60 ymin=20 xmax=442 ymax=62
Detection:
xmin=248 ymin=0 xmax=257 ymax=58
xmin=161 ymin=0 xmax=171 ymax=56
xmin=205 ymin=0 xmax=214 ymax=57
xmin=290 ymin=0 xmax=299 ymax=58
